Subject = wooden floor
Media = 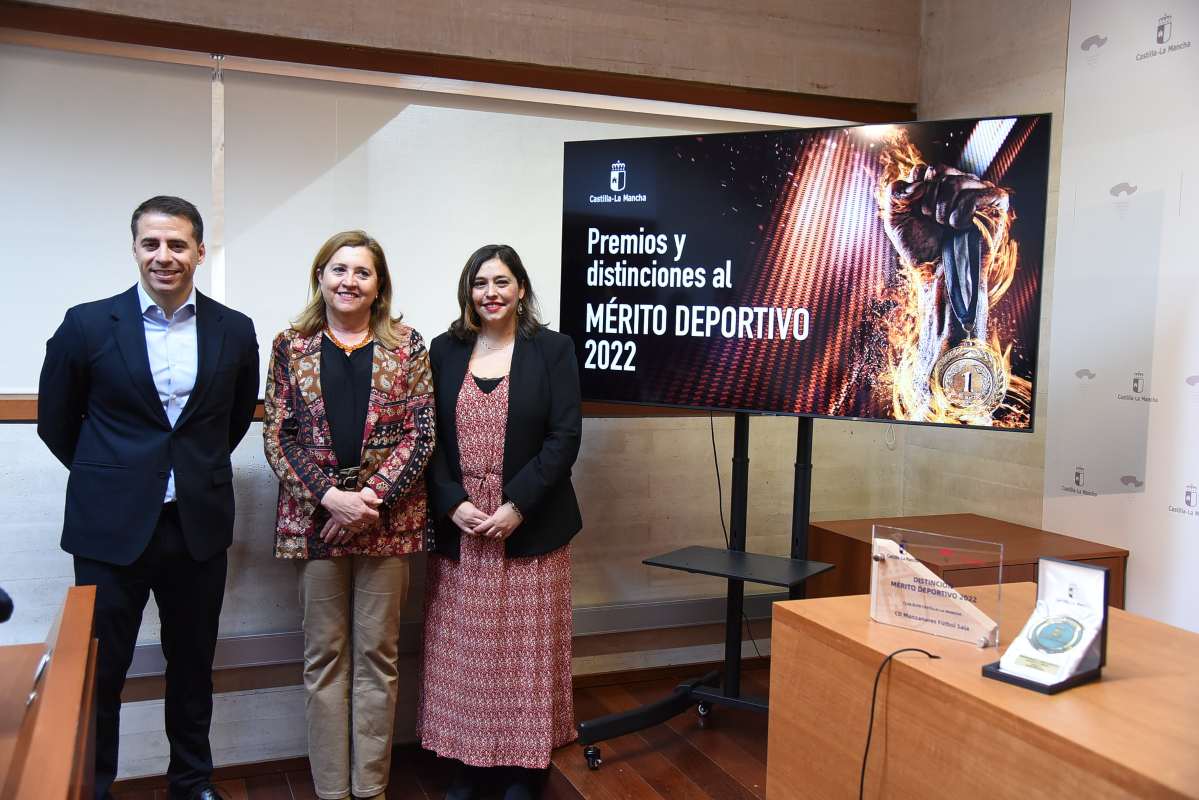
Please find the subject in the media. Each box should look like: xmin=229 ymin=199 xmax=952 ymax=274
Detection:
xmin=112 ymin=666 xmax=770 ymax=800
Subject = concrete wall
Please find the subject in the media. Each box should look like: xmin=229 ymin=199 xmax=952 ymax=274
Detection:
xmin=22 ymin=0 xmax=922 ymax=101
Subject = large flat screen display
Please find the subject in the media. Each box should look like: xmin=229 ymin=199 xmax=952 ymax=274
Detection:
xmin=560 ymin=115 xmax=1051 ymax=430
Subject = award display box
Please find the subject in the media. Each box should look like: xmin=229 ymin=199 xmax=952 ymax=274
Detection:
xmin=982 ymin=557 xmax=1109 ymax=694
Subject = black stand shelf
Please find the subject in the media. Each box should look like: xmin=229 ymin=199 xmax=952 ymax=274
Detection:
xmin=576 ymin=412 xmax=833 ymax=769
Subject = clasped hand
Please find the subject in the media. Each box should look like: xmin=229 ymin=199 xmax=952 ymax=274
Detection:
xmin=886 ymin=164 xmax=1009 ymax=265
xmin=319 ymin=486 xmax=382 ymax=545
xmin=451 ymin=500 xmax=522 ymax=540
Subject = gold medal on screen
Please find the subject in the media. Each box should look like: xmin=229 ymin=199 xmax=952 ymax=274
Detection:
xmin=932 ymin=337 xmax=1008 ymax=415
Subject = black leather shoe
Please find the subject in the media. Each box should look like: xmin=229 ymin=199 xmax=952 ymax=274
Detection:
xmin=503 ymin=781 xmax=534 ymax=800
xmin=502 ymin=767 xmax=545 ymax=800
xmin=444 ymin=763 xmax=480 ymax=800
xmin=188 ymin=786 xmax=225 ymax=800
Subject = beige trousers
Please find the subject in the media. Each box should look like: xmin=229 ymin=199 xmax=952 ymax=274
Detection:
xmin=296 ymin=555 xmax=409 ymax=800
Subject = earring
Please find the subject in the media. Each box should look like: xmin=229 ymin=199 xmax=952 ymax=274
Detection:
xmin=517 ymin=300 xmax=525 ymax=316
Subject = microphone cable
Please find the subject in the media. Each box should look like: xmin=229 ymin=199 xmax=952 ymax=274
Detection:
xmin=859 ymin=647 xmax=940 ymax=800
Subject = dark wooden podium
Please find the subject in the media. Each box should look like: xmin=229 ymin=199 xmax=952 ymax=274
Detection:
xmin=0 ymin=586 xmax=98 ymax=800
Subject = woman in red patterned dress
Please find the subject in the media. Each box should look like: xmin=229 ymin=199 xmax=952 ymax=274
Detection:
xmin=264 ymin=231 xmax=435 ymax=800
xmin=420 ymin=244 xmax=583 ymax=799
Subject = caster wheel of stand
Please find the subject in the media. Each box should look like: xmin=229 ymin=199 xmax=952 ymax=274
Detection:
xmin=584 ymin=745 xmax=602 ymax=770
xmin=697 ymin=702 xmax=712 ymax=727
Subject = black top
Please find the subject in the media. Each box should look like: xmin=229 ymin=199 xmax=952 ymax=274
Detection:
xmin=320 ymin=336 xmax=374 ymax=468
xmin=472 ymin=374 xmax=503 ymax=394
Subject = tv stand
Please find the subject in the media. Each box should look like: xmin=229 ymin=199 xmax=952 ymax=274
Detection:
xmin=576 ymin=413 xmax=833 ymax=769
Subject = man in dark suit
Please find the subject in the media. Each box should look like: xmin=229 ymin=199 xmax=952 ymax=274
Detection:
xmin=38 ymin=196 xmax=259 ymax=800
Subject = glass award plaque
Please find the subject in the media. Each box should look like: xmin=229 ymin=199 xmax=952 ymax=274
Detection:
xmin=982 ymin=557 xmax=1109 ymax=694
xmin=869 ymin=525 xmax=1002 ymax=647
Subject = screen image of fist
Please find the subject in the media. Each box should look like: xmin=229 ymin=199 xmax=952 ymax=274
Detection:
xmin=885 ymin=164 xmax=1009 ymax=265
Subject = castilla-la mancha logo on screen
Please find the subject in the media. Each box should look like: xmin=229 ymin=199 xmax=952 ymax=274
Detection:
xmin=610 ymin=161 xmax=627 ymax=192
xmin=590 ymin=160 xmax=646 ymax=204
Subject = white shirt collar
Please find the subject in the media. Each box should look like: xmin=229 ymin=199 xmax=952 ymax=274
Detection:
xmin=137 ymin=282 xmax=197 ymax=318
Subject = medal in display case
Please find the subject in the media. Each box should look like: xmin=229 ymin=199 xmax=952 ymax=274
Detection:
xmin=982 ymin=557 xmax=1110 ymax=694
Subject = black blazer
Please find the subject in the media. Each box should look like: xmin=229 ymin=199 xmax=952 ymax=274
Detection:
xmin=427 ymin=327 xmax=582 ymax=559
xmin=38 ymin=285 xmax=259 ymax=565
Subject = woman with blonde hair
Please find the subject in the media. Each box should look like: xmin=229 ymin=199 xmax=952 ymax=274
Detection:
xmin=264 ymin=230 xmax=435 ymax=800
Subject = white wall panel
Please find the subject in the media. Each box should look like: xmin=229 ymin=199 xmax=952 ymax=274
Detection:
xmin=0 ymin=44 xmax=211 ymax=392
xmin=220 ymin=70 xmax=766 ymax=377
xmin=1043 ymin=0 xmax=1199 ymax=631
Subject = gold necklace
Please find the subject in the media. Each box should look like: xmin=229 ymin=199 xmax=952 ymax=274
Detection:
xmin=479 ymin=334 xmax=514 ymax=352
xmin=324 ymin=326 xmax=372 ymax=355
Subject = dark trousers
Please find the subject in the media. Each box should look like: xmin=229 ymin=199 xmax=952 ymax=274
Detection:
xmin=74 ymin=503 xmax=227 ymax=800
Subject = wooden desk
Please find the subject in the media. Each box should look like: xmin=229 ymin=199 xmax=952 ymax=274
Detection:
xmin=0 ymin=644 xmax=45 ymax=789
xmin=0 ymin=586 xmax=97 ymax=800
xmin=806 ymin=513 xmax=1129 ymax=607
xmin=767 ymin=583 xmax=1199 ymax=799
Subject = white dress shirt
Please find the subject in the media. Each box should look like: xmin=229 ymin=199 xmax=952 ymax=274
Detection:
xmin=136 ymin=282 xmax=199 ymax=503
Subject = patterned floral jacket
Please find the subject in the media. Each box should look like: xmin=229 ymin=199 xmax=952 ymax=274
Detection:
xmin=263 ymin=324 xmax=435 ymax=559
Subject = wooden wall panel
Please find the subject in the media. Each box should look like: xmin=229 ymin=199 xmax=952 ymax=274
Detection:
xmin=8 ymin=0 xmax=921 ymax=104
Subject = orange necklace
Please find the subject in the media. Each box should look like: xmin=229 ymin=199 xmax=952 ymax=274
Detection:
xmin=324 ymin=326 xmax=373 ymax=356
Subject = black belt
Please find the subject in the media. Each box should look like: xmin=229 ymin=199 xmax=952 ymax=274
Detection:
xmin=333 ymin=466 xmax=361 ymax=491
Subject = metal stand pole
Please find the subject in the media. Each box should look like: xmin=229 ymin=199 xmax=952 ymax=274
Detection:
xmin=790 ymin=417 xmax=814 ymax=600
xmin=724 ymin=412 xmax=751 ymax=697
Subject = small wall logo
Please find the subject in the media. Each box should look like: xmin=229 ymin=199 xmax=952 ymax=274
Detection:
xmin=1075 ymin=368 xmax=1097 ymax=380
xmin=610 ymin=161 xmax=627 ymax=192
xmin=1110 ymin=182 xmax=1137 ymax=217
xmin=1137 ymin=12 xmax=1189 ymax=62
xmin=1118 ymin=368 xmax=1158 ymax=403
xmin=1080 ymin=33 xmax=1108 ymax=67
xmin=1158 ymin=14 xmax=1173 ymax=44
xmin=1063 ymin=465 xmax=1097 ymax=496
xmin=1171 ymin=483 xmax=1198 ymax=518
